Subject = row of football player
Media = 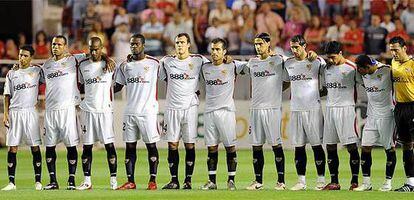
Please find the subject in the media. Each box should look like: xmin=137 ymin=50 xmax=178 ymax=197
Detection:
xmin=1 ymin=32 xmax=412 ymax=192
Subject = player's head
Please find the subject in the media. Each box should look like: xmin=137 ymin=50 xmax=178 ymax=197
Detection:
xmin=174 ymin=33 xmax=191 ymax=55
xmin=290 ymin=35 xmax=307 ymax=58
xmin=88 ymin=37 xmax=103 ymax=62
xmin=324 ymin=41 xmax=343 ymax=65
xmin=18 ymin=45 xmax=34 ymax=67
xmin=130 ymin=33 xmax=145 ymax=55
xmin=254 ymin=32 xmax=271 ymax=55
xmin=51 ymin=35 xmax=67 ymax=57
xmin=355 ymin=54 xmax=376 ymax=75
xmin=389 ymin=36 xmax=408 ymax=62
xmin=210 ymin=38 xmax=227 ymax=63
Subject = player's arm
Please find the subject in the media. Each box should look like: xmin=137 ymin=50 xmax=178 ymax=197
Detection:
xmin=234 ymin=60 xmax=248 ymax=75
xmin=158 ymin=58 xmax=168 ymax=82
xmin=3 ymin=72 xmax=12 ymax=127
xmin=318 ymin=57 xmax=328 ymax=97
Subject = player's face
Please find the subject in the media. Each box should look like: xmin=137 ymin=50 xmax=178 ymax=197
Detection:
xmin=357 ymin=66 xmax=371 ymax=75
xmin=175 ymin=36 xmax=190 ymax=55
xmin=290 ymin=41 xmax=306 ymax=58
xmin=326 ymin=53 xmax=341 ymax=65
xmin=254 ymin=38 xmax=270 ymax=55
xmin=89 ymin=41 xmax=103 ymax=61
xmin=210 ymin=42 xmax=226 ymax=62
xmin=18 ymin=49 xmax=32 ymax=67
xmin=51 ymin=38 xmax=66 ymax=56
xmin=130 ymin=37 xmax=144 ymax=55
xmin=389 ymin=43 xmax=407 ymax=62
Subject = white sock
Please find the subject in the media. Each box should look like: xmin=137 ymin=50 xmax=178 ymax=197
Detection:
xmin=84 ymin=176 xmax=91 ymax=184
xmin=407 ymin=177 xmax=414 ymax=186
xmin=317 ymin=176 xmax=325 ymax=183
xmin=298 ymin=175 xmax=306 ymax=184
xmin=110 ymin=176 xmax=117 ymax=182
xmin=384 ymin=178 xmax=392 ymax=185
xmin=362 ymin=176 xmax=371 ymax=184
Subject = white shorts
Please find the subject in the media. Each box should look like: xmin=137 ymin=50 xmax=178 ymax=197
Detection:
xmin=362 ymin=116 xmax=395 ymax=150
xmin=6 ymin=109 xmax=41 ymax=146
xmin=249 ymin=108 xmax=282 ymax=146
xmin=123 ymin=114 xmax=160 ymax=144
xmin=323 ymin=106 xmax=360 ymax=145
xmin=44 ymin=107 xmax=80 ymax=147
xmin=290 ymin=108 xmax=323 ymax=147
xmin=204 ymin=109 xmax=237 ymax=147
xmin=163 ymin=106 xmax=198 ymax=143
xmin=80 ymin=110 xmax=115 ymax=145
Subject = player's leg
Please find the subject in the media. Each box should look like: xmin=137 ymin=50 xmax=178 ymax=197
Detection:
xmin=61 ymin=107 xmax=80 ymax=190
xmin=290 ymin=111 xmax=306 ymax=191
xmin=2 ymin=146 xmax=18 ymax=191
xmin=225 ymin=145 xmax=237 ymax=190
xmin=183 ymin=142 xmax=195 ymax=189
xmin=219 ymin=110 xmax=237 ymax=190
xmin=267 ymin=108 xmax=285 ymax=189
xmin=354 ymin=146 xmax=373 ymax=191
xmin=44 ymin=146 xmax=58 ymax=189
xmin=66 ymin=146 xmax=78 ymax=190
xmin=346 ymin=143 xmax=360 ymax=190
xmin=291 ymin=145 xmax=307 ymax=191
xmin=78 ymin=145 xmax=93 ymax=190
xmin=117 ymin=115 xmax=138 ymax=190
xmin=2 ymin=110 xmax=20 ymax=191
xmin=104 ymin=143 xmax=118 ymax=190
xmin=31 ymin=146 xmax=42 ymax=190
xmin=201 ymin=111 xmax=219 ymax=190
xmin=26 ymin=110 xmax=42 ymax=190
xmin=163 ymin=142 xmax=180 ymax=189
xmin=162 ymin=109 xmax=181 ymax=189
xmin=378 ymin=118 xmax=396 ymax=191
xmin=311 ymin=145 xmax=326 ymax=190
xmin=146 ymin=142 xmax=159 ymax=189
xmin=246 ymin=109 xmax=265 ymax=190
xmin=322 ymin=107 xmax=341 ymax=190
xmin=381 ymin=147 xmax=396 ymax=191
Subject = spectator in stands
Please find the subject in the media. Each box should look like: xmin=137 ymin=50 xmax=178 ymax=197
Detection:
xmin=181 ymin=5 xmax=198 ymax=53
xmin=87 ymin=21 xmax=109 ymax=53
xmin=386 ymin=19 xmax=411 ymax=44
xmin=237 ymin=4 xmax=253 ymax=28
xmin=69 ymin=40 xmax=87 ymax=54
xmin=282 ymin=7 xmax=306 ymax=52
xmin=325 ymin=15 xmax=350 ymax=41
xmin=156 ymin=0 xmax=177 ymax=24
xmin=96 ymin=0 xmax=117 ymax=34
xmin=400 ymin=0 xmax=414 ymax=36
xmin=205 ymin=17 xmax=226 ymax=53
xmin=255 ymin=2 xmax=285 ymax=47
xmin=365 ymin=14 xmax=388 ymax=55
xmin=17 ymin=32 xmax=26 ymax=48
xmin=304 ymin=15 xmax=326 ymax=52
xmin=66 ymin=0 xmax=88 ymax=39
xmin=370 ymin=0 xmax=393 ymax=17
xmin=239 ymin=16 xmax=255 ymax=55
xmin=341 ymin=20 xmax=364 ymax=55
xmin=4 ymin=39 xmax=18 ymax=60
xmin=140 ymin=12 xmax=164 ymax=56
xmin=380 ymin=13 xmax=396 ymax=33
xmin=324 ymin=0 xmax=342 ymax=18
xmin=395 ymin=0 xmax=409 ymax=18
xmin=111 ymin=23 xmax=131 ymax=59
xmin=81 ymin=3 xmax=100 ymax=39
xmin=126 ymin=0 xmax=147 ymax=14
xmin=227 ymin=23 xmax=241 ymax=55
xmin=33 ymin=30 xmax=51 ymax=59
xmin=344 ymin=0 xmax=359 ymax=18
xmin=208 ymin=0 xmax=233 ymax=34
xmin=113 ymin=7 xmax=130 ymax=27
xmin=231 ymin=0 xmax=256 ymax=16
xmin=303 ymin=0 xmax=320 ymax=15
xmin=0 ymin=40 xmax=5 ymax=59
xmin=163 ymin=13 xmax=187 ymax=54
xmin=286 ymin=0 xmax=311 ymax=23
xmin=140 ymin=0 xmax=165 ymax=24
xmin=194 ymin=1 xmax=209 ymax=54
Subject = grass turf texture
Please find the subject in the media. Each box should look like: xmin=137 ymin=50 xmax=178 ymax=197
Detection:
xmin=0 ymin=147 xmax=412 ymax=199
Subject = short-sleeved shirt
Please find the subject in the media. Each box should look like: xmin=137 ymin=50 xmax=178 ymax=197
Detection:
xmin=391 ymin=58 xmax=414 ymax=103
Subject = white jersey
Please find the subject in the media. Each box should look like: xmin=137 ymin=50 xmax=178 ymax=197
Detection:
xmin=202 ymin=61 xmax=244 ymax=113
xmin=159 ymin=54 xmax=209 ymax=110
xmin=42 ymin=55 xmax=83 ymax=110
xmin=78 ymin=59 xmax=114 ymax=113
xmin=245 ymin=55 xmax=286 ymax=109
xmin=4 ymin=66 xmax=42 ymax=110
xmin=322 ymin=60 xmax=360 ymax=107
xmin=115 ymin=55 xmax=159 ymax=115
xmin=284 ymin=57 xmax=325 ymax=111
xmin=360 ymin=63 xmax=394 ymax=118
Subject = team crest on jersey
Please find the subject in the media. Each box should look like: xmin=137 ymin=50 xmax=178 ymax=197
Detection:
xmin=377 ymin=74 xmax=382 ymax=79
xmin=405 ymin=68 xmax=411 ymax=73
xmin=341 ymin=72 xmax=347 ymax=77
xmin=269 ymin=61 xmax=275 ymax=66
xmin=306 ymin=64 xmax=312 ymax=71
xmin=221 ymin=69 xmax=228 ymax=76
xmin=28 ymin=72 xmax=35 ymax=77
xmin=144 ymin=66 xmax=149 ymax=72
xmin=189 ymin=63 xmax=194 ymax=70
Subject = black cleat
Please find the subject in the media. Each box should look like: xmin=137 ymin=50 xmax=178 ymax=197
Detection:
xmin=162 ymin=181 xmax=180 ymax=190
xmin=182 ymin=182 xmax=192 ymax=190
xmin=67 ymin=181 xmax=76 ymax=190
xmin=43 ymin=182 xmax=59 ymax=190
xmin=394 ymin=184 xmax=414 ymax=192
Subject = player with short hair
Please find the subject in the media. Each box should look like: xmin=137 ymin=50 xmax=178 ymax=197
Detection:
xmin=115 ymin=33 xmax=160 ymax=190
xmin=76 ymin=37 xmax=118 ymax=190
xmin=388 ymin=36 xmax=414 ymax=192
xmin=353 ymin=55 xmax=397 ymax=191
xmin=321 ymin=41 xmax=361 ymax=191
xmin=159 ymin=33 xmax=210 ymax=189
xmin=284 ymin=35 xmax=326 ymax=191
xmin=1 ymin=45 xmax=43 ymax=191
xmin=199 ymin=38 xmax=243 ymax=190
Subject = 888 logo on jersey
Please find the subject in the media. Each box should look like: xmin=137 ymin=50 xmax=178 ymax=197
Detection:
xmin=205 ymin=78 xmax=228 ymax=85
xmin=13 ymin=82 xmax=37 ymax=91
xmin=253 ymin=70 xmax=275 ymax=77
xmin=46 ymin=70 xmax=68 ymax=79
xmin=169 ymin=73 xmax=195 ymax=80
xmin=127 ymin=76 xmax=149 ymax=83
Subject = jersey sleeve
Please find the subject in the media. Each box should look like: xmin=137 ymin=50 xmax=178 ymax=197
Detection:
xmin=39 ymin=67 xmax=45 ymax=83
xmin=201 ymin=55 xmax=210 ymax=65
xmin=282 ymin=67 xmax=290 ymax=82
xmin=158 ymin=58 xmax=167 ymax=81
xmin=3 ymin=71 xmax=12 ymax=96
xmin=318 ymin=58 xmax=327 ymax=87
xmin=78 ymin=66 xmax=84 ymax=84
xmin=233 ymin=60 xmax=248 ymax=75
xmin=73 ymin=53 xmax=87 ymax=61
xmin=115 ymin=62 xmax=127 ymax=85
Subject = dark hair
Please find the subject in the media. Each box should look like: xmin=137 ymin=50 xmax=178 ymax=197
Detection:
xmin=324 ymin=41 xmax=342 ymax=54
xmin=255 ymin=32 xmax=271 ymax=43
xmin=290 ymin=35 xmax=306 ymax=46
xmin=211 ymin=38 xmax=227 ymax=50
xmin=175 ymin=33 xmax=191 ymax=44
xmin=53 ymin=35 xmax=67 ymax=45
xmin=389 ymin=36 xmax=406 ymax=47
xmin=355 ymin=54 xmax=375 ymax=69
xmin=35 ymin=30 xmax=48 ymax=44
xmin=131 ymin=33 xmax=145 ymax=44
xmin=19 ymin=45 xmax=35 ymax=56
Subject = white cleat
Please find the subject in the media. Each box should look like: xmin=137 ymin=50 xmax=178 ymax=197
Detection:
xmin=246 ymin=181 xmax=263 ymax=190
xmin=1 ymin=183 xmax=16 ymax=191
xmin=353 ymin=183 xmax=372 ymax=191
xmin=274 ymin=182 xmax=286 ymax=190
xmin=315 ymin=181 xmax=326 ymax=190
xmin=110 ymin=177 xmax=117 ymax=190
xmin=35 ymin=182 xmax=42 ymax=191
xmin=200 ymin=180 xmax=217 ymax=190
xmin=379 ymin=181 xmax=392 ymax=192
xmin=290 ymin=182 xmax=306 ymax=191
xmin=77 ymin=182 xmax=92 ymax=190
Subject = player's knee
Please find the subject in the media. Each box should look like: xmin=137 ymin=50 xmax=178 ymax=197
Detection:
xmin=402 ymin=143 xmax=413 ymax=150
xmin=346 ymin=143 xmax=358 ymax=152
xmin=168 ymin=142 xmax=179 ymax=150
xmin=295 ymin=146 xmax=306 ymax=151
xmin=225 ymin=146 xmax=236 ymax=153
xmin=184 ymin=143 xmax=195 ymax=150
xmin=9 ymin=146 xmax=18 ymax=153
xmin=31 ymin=146 xmax=40 ymax=152
xmin=208 ymin=146 xmax=219 ymax=153
xmin=326 ymin=144 xmax=337 ymax=151
xmin=126 ymin=142 xmax=137 ymax=150
xmin=252 ymin=145 xmax=263 ymax=152
xmin=273 ymin=144 xmax=282 ymax=149
xmin=385 ymin=147 xmax=396 ymax=153
xmin=361 ymin=146 xmax=372 ymax=153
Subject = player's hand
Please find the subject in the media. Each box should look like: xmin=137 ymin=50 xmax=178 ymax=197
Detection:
xmin=224 ymin=55 xmax=233 ymax=64
xmin=307 ymin=51 xmax=318 ymax=61
xmin=3 ymin=112 xmax=9 ymax=128
xmin=103 ymin=55 xmax=116 ymax=72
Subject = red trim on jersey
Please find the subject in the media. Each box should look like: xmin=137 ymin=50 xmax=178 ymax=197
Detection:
xmin=155 ymin=79 xmax=159 ymax=101
xmin=354 ymin=117 xmax=359 ymax=137
xmin=146 ymin=55 xmax=160 ymax=63
xmin=345 ymin=61 xmax=357 ymax=69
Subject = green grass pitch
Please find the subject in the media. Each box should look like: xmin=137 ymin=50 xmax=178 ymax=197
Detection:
xmin=0 ymin=147 xmax=412 ymax=199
